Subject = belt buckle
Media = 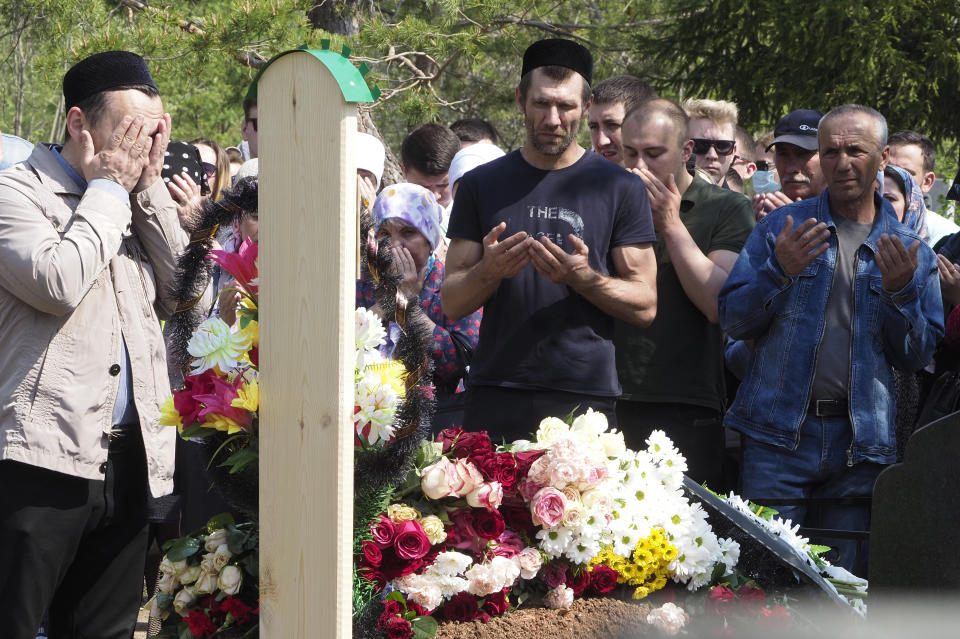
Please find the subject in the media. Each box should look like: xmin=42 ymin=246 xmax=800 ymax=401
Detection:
xmin=814 ymin=399 xmax=832 ymax=416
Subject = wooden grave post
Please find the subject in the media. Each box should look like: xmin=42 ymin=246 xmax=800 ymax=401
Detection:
xmin=257 ymin=45 xmax=377 ymax=638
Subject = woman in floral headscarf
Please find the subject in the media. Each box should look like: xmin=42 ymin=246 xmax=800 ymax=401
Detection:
xmin=356 ymin=183 xmax=482 ymax=410
xmin=882 ymin=164 xmax=928 ymax=237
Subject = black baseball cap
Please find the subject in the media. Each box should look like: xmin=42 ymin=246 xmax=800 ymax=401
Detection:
xmin=766 ymin=109 xmax=824 ymax=152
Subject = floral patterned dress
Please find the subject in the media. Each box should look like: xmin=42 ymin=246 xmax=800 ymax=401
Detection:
xmin=356 ymin=259 xmax=481 ymax=392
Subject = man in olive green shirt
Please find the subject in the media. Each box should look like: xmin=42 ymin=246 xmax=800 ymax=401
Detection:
xmin=616 ymin=99 xmax=755 ymax=489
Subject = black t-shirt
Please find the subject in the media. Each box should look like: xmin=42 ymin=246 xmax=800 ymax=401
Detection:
xmin=447 ymin=149 xmax=655 ymax=396
xmin=615 ymin=176 xmax=755 ymax=411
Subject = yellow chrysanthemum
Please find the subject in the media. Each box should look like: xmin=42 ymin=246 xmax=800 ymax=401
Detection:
xmin=159 ymin=395 xmax=182 ymax=429
xmin=203 ymin=413 xmax=245 ymax=435
xmin=231 ymin=376 xmax=259 ymax=413
xmin=365 ymin=360 xmax=407 ymax=398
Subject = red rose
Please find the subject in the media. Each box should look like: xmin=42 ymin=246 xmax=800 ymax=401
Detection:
xmin=248 ymin=346 xmax=259 ymax=367
xmin=501 ymin=506 xmax=536 ymax=535
xmin=379 ymin=548 xmax=425 ymax=579
xmin=472 ymin=509 xmax=506 ymax=541
xmin=469 ymin=450 xmax=498 ymax=482
xmin=362 ymin=540 xmax=383 ymax=567
xmin=383 ymin=615 xmax=413 ymax=639
xmin=394 ymin=520 xmax=432 ymax=560
xmin=708 ymin=586 xmax=736 ymax=617
xmin=408 ymin=601 xmax=432 ymax=617
xmin=360 ymin=567 xmax=387 ymax=590
xmin=436 ymin=427 xmax=464 ymax=453
xmin=443 ymin=592 xmax=479 ymax=622
xmin=471 ymin=452 xmax=520 ymax=489
xmin=540 ymin=562 xmax=567 ymax=588
xmin=184 ymin=610 xmax=218 ymax=637
xmin=568 ymin=568 xmax=590 ymax=596
xmin=589 ymin=565 xmax=618 ymax=594
xmin=370 ymin=514 xmax=396 ymax=548
xmin=450 ymin=431 xmax=492 ymax=459
xmin=382 ymin=599 xmax=403 ymax=618
xmin=483 ymin=589 xmax=510 ymax=616
xmin=737 ymin=585 xmax=767 ymax=616
xmin=514 ymin=449 xmax=546 ymax=476
xmin=758 ymin=605 xmax=790 ymax=629
xmin=449 ymin=508 xmax=478 ymax=540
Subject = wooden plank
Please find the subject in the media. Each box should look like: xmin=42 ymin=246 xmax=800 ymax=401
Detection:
xmin=258 ymin=51 xmax=356 ymax=638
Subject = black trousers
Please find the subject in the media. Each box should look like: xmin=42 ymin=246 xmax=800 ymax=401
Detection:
xmin=463 ymin=385 xmax=617 ymax=442
xmin=0 ymin=426 xmax=149 ymax=639
xmin=616 ymin=400 xmax=726 ymax=491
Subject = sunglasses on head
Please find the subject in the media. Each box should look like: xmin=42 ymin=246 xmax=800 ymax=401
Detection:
xmin=691 ymin=138 xmax=735 ymax=156
xmin=201 ymin=162 xmax=217 ymax=178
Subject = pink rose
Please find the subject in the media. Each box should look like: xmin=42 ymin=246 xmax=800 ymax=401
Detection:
xmin=517 ymin=479 xmax=545 ymax=501
xmin=515 ymin=547 xmax=543 ymax=580
xmin=451 ymin=459 xmax=484 ymax=497
xmin=421 ymin=457 xmax=457 ymax=500
xmin=370 ymin=514 xmax=396 ymax=548
xmin=576 ymin=465 xmax=608 ymax=491
xmin=394 ymin=520 xmax=432 ymax=560
xmin=530 ymin=487 xmax=566 ymax=527
xmin=492 ymin=530 xmax=525 ymax=558
xmin=466 ymin=481 xmax=503 ymax=510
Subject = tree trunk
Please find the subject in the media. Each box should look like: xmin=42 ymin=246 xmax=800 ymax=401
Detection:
xmin=308 ymin=0 xmax=364 ymax=35
xmin=358 ymin=109 xmax=402 ymax=189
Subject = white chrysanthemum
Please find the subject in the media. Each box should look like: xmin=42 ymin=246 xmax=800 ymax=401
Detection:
xmin=429 ymin=551 xmax=473 ymax=577
xmin=433 ymin=574 xmax=469 ymax=598
xmin=354 ymin=371 xmax=399 ymax=445
xmin=718 ymin=537 xmax=740 ymax=575
xmin=564 ymin=537 xmax=601 ymax=564
xmin=355 ymin=307 xmax=386 ymax=352
xmin=187 ymin=318 xmax=252 ymax=374
xmin=536 ymin=527 xmax=574 ymax=559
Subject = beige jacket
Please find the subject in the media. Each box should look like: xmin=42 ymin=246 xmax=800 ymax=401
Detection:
xmin=0 ymin=144 xmax=188 ymax=497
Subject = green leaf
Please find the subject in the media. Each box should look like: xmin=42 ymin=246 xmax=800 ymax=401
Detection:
xmin=165 ymin=536 xmax=201 ymax=561
xmin=206 ymin=512 xmax=236 ymax=532
xmin=180 ymin=424 xmax=219 ymax=439
xmin=226 ymin=523 xmax=254 ymax=555
xmin=411 ymin=615 xmax=439 ymax=639
xmin=808 ymin=544 xmax=831 ymax=557
xmin=155 ymin=592 xmax=173 ymax=610
xmin=385 ymin=590 xmax=407 ymax=606
xmin=221 ymin=447 xmax=259 ymax=474
xmin=179 ymin=624 xmax=194 ymax=639
xmin=239 ymin=552 xmax=259 ymax=576
xmin=561 ymin=404 xmax=582 ymax=425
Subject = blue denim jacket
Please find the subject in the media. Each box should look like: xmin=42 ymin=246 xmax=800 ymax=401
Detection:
xmin=719 ymin=190 xmax=943 ymax=465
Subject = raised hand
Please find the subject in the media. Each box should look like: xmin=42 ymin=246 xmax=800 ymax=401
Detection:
xmin=774 ymin=215 xmax=830 ymax=276
xmin=167 ymin=172 xmax=203 ymax=226
xmin=528 ymin=233 xmax=592 ymax=287
xmin=79 ymin=114 xmax=153 ymax=192
xmin=633 ymin=167 xmax=681 ymax=233
xmin=937 ymin=254 xmax=960 ymax=306
xmin=752 ymin=190 xmax=794 ymax=221
xmin=479 ymin=222 xmax=533 ymax=281
xmin=875 ymin=234 xmax=920 ymax=292
xmin=389 ymin=246 xmax=427 ymax=299
xmin=134 ymin=113 xmax=171 ymax=193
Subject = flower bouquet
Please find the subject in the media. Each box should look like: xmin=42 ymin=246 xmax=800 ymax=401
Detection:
xmin=152 ymin=514 xmax=259 ymax=638
xmin=161 ymin=237 xmax=260 ymax=515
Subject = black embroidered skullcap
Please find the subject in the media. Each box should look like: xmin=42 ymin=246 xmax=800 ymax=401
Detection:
xmin=63 ymin=51 xmax=159 ymax=110
xmin=162 ymin=141 xmax=210 ymax=196
xmin=521 ymin=39 xmax=593 ymax=86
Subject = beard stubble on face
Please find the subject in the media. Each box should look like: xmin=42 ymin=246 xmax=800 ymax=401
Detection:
xmin=526 ymin=110 xmax=580 ymax=157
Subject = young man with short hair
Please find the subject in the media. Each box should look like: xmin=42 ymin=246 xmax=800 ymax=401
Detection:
xmin=683 ymin=98 xmax=739 ymax=185
xmin=588 ymin=75 xmax=657 ymax=165
xmin=401 ymin=123 xmax=461 ymax=207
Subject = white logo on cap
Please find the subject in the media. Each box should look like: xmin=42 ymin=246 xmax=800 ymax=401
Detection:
xmin=798 ymin=124 xmax=817 ymax=132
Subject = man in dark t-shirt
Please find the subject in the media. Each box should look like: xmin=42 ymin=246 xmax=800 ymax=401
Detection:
xmin=616 ymin=99 xmax=755 ymax=489
xmin=441 ymin=39 xmax=658 ymax=441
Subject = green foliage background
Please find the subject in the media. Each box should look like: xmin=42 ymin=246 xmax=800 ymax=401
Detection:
xmin=2 ymin=0 xmax=958 ymax=177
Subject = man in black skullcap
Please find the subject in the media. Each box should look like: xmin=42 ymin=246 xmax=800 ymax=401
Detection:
xmin=0 ymin=51 xmax=187 ymax=638
xmin=442 ymin=38 xmax=658 ymax=440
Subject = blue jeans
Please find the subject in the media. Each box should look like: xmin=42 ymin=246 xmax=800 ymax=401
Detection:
xmin=740 ymin=414 xmax=885 ymax=576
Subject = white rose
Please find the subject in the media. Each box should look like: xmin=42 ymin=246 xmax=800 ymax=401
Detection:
xmin=599 ymin=431 xmax=626 ymax=458
xmin=536 ymin=417 xmax=569 ymax=445
xmin=172 ymin=587 xmax=196 ymax=616
xmin=204 ymin=529 xmax=228 ymax=552
xmin=212 ymin=544 xmax=233 ymax=571
xmin=159 ymin=556 xmax=186 ymax=576
xmin=156 ymin=571 xmax=180 ymax=594
xmin=218 ymin=565 xmax=243 ymax=595
xmin=571 ymin=408 xmax=608 ymax=438
xmin=200 ymin=553 xmax=218 ymax=574
xmin=177 ymin=563 xmax=202 ymax=585
xmin=194 ymin=571 xmax=219 ymax=595
xmin=420 ymin=457 xmax=456 ymax=500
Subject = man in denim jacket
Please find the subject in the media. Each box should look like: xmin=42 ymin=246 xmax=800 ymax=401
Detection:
xmin=719 ymin=105 xmax=943 ymax=575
